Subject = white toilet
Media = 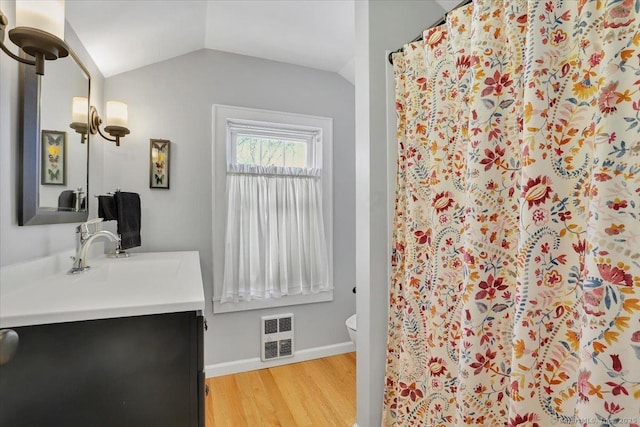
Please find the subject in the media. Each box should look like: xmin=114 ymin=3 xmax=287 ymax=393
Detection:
xmin=346 ymin=314 xmax=357 ymax=346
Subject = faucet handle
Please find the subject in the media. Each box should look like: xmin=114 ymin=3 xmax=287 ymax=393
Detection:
xmin=77 ymin=217 xmax=104 ymax=236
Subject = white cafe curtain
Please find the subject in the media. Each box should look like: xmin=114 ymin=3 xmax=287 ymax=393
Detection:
xmin=221 ymin=164 xmax=331 ymax=303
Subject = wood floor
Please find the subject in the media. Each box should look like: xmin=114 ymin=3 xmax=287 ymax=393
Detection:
xmin=206 ymin=352 xmax=356 ymax=427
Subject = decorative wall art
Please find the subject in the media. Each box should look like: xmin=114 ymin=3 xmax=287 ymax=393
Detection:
xmin=150 ymin=139 xmax=170 ymax=189
xmin=41 ymin=130 xmax=66 ymax=185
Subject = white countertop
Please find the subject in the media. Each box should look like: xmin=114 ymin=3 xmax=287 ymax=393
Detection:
xmin=0 ymin=251 xmax=205 ymax=328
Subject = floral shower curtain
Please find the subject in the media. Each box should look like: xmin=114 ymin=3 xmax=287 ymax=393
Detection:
xmin=384 ymin=0 xmax=640 ymax=426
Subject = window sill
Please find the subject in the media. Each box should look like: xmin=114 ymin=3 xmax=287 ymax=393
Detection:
xmin=212 ymin=291 xmax=333 ymax=314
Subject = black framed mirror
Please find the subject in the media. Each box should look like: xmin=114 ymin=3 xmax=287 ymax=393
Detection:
xmin=19 ymin=47 xmax=90 ymax=226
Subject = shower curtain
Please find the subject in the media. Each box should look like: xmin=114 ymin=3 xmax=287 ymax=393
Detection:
xmin=384 ymin=0 xmax=640 ymax=426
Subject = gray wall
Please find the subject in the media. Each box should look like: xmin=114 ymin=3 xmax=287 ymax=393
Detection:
xmin=102 ymin=49 xmax=356 ymax=366
xmin=355 ymin=1 xmax=445 ymax=426
xmin=0 ymin=0 xmax=105 ymax=267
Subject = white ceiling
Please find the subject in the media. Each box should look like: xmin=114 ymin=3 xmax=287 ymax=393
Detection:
xmin=65 ymin=0 xmax=453 ymax=82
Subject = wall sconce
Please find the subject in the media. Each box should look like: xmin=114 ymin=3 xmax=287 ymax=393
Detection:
xmin=0 ymin=0 xmax=68 ymax=76
xmin=70 ymin=98 xmax=131 ymax=147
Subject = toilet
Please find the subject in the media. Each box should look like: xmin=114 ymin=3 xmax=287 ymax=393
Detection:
xmin=346 ymin=314 xmax=357 ymax=346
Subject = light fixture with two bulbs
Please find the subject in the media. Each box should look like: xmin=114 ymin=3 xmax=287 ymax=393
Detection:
xmin=70 ymin=98 xmax=130 ymax=147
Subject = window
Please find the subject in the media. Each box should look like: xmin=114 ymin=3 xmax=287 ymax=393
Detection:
xmin=226 ymin=120 xmax=319 ymax=169
xmin=212 ymin=106 xmax=333 ymax=313
xmin=235 ymin=135 xmax=308 ymax=168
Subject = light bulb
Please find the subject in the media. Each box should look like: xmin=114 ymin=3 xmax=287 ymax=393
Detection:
xmin=15 ymin=0 xmax=65 ymax=40
xmin=106 ymin=101 xmax=128 ymax=128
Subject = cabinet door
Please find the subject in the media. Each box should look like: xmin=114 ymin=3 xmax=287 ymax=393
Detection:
xmin=0 ymin=312 xmax=200 ymax=427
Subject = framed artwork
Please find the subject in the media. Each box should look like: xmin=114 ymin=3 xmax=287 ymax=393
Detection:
xmin=41 ymin=130 xmax=66 ymax=185
xmin=150 ymin=139 xmax=170 ymax=189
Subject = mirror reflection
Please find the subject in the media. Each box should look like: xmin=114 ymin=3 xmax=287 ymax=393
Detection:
xmin=19 ymin=44 xmax=90 ymax=226
xmin=38 ymin=50 xmax=89 ymax=212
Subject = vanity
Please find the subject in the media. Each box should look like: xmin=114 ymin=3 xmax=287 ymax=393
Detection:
xmin=0 ymin=251 xmax=206 ymax=427
xmin=3 ymin=5 xmax=204 ymax=426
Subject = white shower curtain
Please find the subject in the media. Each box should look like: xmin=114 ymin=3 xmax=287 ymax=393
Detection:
xmin=221 ymin=164 xmax=331 ymax=303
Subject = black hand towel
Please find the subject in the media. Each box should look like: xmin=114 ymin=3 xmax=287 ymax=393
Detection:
xmin=114 ymin=192 xmax=141 ymax=249
xmin=98 ymin=195 xmax=117 ymax=220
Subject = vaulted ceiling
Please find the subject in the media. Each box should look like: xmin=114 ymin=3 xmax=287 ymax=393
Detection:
xmin=65 ymin=1 xmax=455 ymax=82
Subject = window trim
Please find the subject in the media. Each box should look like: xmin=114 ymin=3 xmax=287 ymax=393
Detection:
xmin=212 ymin=105 xmax=333 ymax=314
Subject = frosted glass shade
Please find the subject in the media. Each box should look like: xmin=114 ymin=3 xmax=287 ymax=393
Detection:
xmin=15 ymin=0 xmax=66 ymax=40
xmin=71 ymin=97 xmax=88 ymax=123
xmin=106 ymin=101 xmax=128 ymax=128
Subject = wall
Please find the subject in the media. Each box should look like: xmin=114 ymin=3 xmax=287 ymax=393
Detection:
xmin=102 ymin=49 xmax=356 ymax=367
xmin=354 ymin=1 xmax=445 ymax=426
xmin=0 ymin=0 xmax=105 ymax=267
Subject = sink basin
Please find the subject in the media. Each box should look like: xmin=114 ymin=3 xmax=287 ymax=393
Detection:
xmin=70 ymin=256 xmax=183 ymax=284
xmin=0 ymin=251 xmax=204 ymax=328
xmin=106 ymin=258 xmax=182 ymax=278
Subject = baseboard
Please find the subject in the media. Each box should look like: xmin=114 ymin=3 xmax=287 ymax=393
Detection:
xmin=205 ymin=341 xmax=355 ymax=377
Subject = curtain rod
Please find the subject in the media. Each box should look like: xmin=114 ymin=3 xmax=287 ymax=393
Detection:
xmin=388 ymin=0 xmax=473 ymax=65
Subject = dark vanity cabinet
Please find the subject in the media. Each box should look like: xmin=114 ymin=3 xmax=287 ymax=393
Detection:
xmin=0 ymin=311 xmax=204 ymax=427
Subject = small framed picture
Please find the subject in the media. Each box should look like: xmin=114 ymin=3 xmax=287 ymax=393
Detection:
xmin=150 ymin=139 xmax=170 ymax=189
xmin=41 ymin=130 xmax=66 ymax=185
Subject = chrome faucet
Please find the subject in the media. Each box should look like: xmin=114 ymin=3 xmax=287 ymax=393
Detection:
xmin=69 ymin=219 xmax=121 ymax=274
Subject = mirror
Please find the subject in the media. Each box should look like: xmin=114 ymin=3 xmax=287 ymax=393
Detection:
xmin=19 ymin=46 xmax=90 ymax=226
